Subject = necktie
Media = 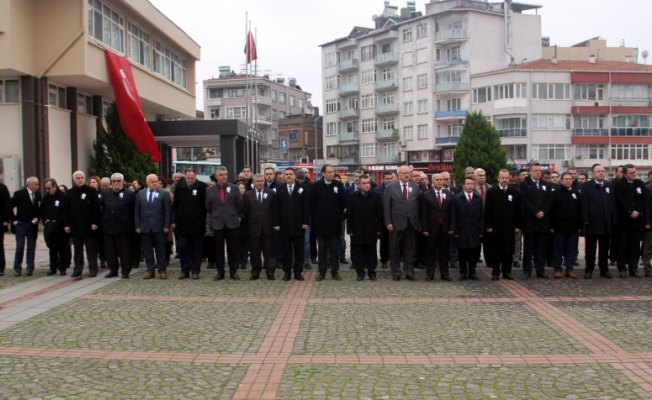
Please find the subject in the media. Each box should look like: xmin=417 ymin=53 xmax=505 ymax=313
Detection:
xmin=535 ymin=181 xmax=540 ymax=190
xmin=467 ymin=193 xmax=472 ymax=204
xmin=148 ymin=190 xmax=153 ymax=204
xmin=436 ymin=191 xmax=442 ymax=208
xmin=480 ymin=186 xmax=485 ymax=198
xmin=289 ymin=185 xmax=293 ymax=195
xmin=402 ymin=184 xmax=408 ymax=200
xmin=219 ymin=185 xmax=225 ymax=204
xmin=258 ymin=191 xmax=262 ymax=204
xmin=30 ymin=192 xmax=35 ymax=205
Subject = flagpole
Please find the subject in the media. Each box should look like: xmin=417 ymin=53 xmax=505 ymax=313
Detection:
xmin=244 ymin=13 xmax=250 ymax=169
xmin=254 ymin=27 xmax=258 ymax=168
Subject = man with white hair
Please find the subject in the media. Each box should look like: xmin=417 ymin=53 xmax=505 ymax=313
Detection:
xmin=7 ymin=176 xmax=41 ymax=276
xmin=65 ymin=171 xmax=100 ymax=280
xmin=100 ymin=173 xmax=135 ymax=279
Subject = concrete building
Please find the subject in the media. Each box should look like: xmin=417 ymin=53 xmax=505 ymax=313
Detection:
xmin=203 ymin=67 xmax=312 ymax=163
xmin=542 ymin=37 xmax=640 ymax=64
xmin=319 ymin=0 xmax=542 ymax=174
xmin=471 ymin=58 xmax=652 ymax=177
xmin=277 ymin=110 xmax=323 ymax=163
xmin=0 ymin=0 xmax=200 ymax=192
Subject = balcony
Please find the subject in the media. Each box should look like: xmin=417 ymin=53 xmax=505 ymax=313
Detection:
xmin=572 ymin=128 xmax=609 ymax=136
xmin=375 ymin=52 xmax=399 ymax=67
xmin=338 ymin=38 xmax=357 ymax=50
xmin=434 ymin=82 xmax=470 ymax=93
xmin=338 ymin=82 xmax=360 ymax=96
xmin=375 ymin=103 xmax=400 ymax=115
xmin=374 ymin=79 xmax=398 ymax=92
xmin=340 ymin=156 xmax=359 ymax=165
xmin=611 ymin=127 xmax=652 ymax=136
xmin=611 ymin=97 xmax=652 ymax=107
xmin=339 ymin=130 xmax=359 ymax=142
xmin=434 ymin=59 xmax=469 ymax=69
xmin=338 ymin=59 xmax=359 ymax=73
xmin=498 ymin=128 xmax=527 ymax=138
xmin=376 ymin=128 xmax=399 ymax=141
xmin=252 ymin=97 xmax=272 ymax=106
xmin=255 ymin=116 xmax=272 ymax=126
xmin=435 ymin=136 xmax=460 ymax=145
xmin=205 ymin=97 xmax=222 ymax=106
xmin=377 ymin=154 xmax=399 ymax=163
xmin=434 ymin=110 xmax=468 ymax=120
xmin=374 ymin=30 xmax=398 ymax=43
xmin=435 ymin=28 xmax=469 ymax=44
xmin=338 ymin=108 xmax=359 ymax=120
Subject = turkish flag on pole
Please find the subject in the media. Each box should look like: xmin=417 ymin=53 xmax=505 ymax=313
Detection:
xmin=104 ymin=49 xmax=161 ymax=162
xmin=244 ymin=30 xmax=257 ymax=64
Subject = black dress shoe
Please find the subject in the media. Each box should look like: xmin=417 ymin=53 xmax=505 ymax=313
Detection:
xmin=536 ymin=272 xmax=549 ymax=279
xmin=266 ymin=272 xmax=275 ymax=280
xmin=295 ymin=273 xmax=305 ymax=281
xmin=584 ymin=271 xmax=593 ymax=279
xmin=230 ymin=271 xmax=240 ymax=280
xmin=89 ymin=271 xmax=97 ymax=278
xmin=458 ymin=276 xmax=467 ymax=281
xmin=250 ymin=275 xmax=260 ymax=280
xmin=491 ymin=274 xmax=500 ymax=281
xmin=0 ymin=271 xmax=4 ymax=277
xmin=47 ymin=271 xmax=57 ymax=276
xmin=60 ymin=270 xmax=67 ymax=276
xmin=178 ymin=273 xmax=190 ymax=280
xmin=369 ymin=275 xmax=377 ymax=281
xmin=191 ymin=273 xmax=199 ymax=280
xmin=214 ymin=272 xmax=225 ymax=281
xmin=468 ymin=274 xmax=480 ymax=281
xmin=282 ymin=272 xmax=292 ymax=281
xmin=26 ymin=269 xmax=34 ymax=277
xmin=645 ymin=270 xmax=651 ymax=277
xmin=340 ymin=258 xmax=349 ymax=264
xmin=503 ymin=274 xmax=514 ymax=280
xmin=405 ymin=275 xmax=415 ymax=281
xmin=122 ymin=274 xmax=129 ymax=279
xmin=425 ymin=275 xmax=435 ymax=281
xmin=630 ymin=271 xmax=641 ymax=278
xmin=14 ymin=270 xmax=21 ymax=277
xmin=522 ymin=273 xmax=531 ymax=280
xmin=356 ymin=275 xmax=364 ymax=281
xmin=105 ymin=272 xmax=119 ymax=278
xmin=441 ymin=275 xmax=452 ymax=282
xmin=331 ymin=273 xmax=342 ymax=281
xmin=600 ymin=272 xmax=613 ymax=279
xmin=392 ymin=276 xmax=400 ymax=281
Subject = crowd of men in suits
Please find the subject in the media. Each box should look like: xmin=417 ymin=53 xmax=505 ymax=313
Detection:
xmin=1 ymin=162 xmax=651 ymax=283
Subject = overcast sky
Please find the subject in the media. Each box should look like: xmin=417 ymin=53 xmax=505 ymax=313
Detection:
xmin=149 ymin=0 xmax=652 ymax=112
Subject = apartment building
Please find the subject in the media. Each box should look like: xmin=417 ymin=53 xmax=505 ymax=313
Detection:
xmin=203 ymin=68 xmax=312 ymax=162
xmin=471 ymin=58 xmax=652 ymax=176
xmin=0 ymin=0 xmax=200 ymax=191
xmin=277 ymin=110 xmax=323 ymax=163
xmin=319 ymin=0 xmax=542 ymax=174
xmin=542 ymin=37 xmax=639 ymax=63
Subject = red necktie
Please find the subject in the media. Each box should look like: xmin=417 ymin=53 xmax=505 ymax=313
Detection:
xmin=220 ymin=185 xmax=225 ymax=204
xmin=467 ymin=193 xmax=472 ymax=205
xmin=402 ymin=184 xmax=408 ymax=200
xmin=436 ymin=191 xmax=442 ymax=208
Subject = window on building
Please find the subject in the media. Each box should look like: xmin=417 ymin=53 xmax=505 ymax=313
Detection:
xmin=289 ymin=96 xmax=295 ymax=107
xmin=279 ymin=92 xmax=287 ymax=104
xmin=575 ymin=144 xmax=606 ymax=160
xmin=346 ymin=97 xmax=359 ymax=110
xmin=360 ymin=94 xmax=377 ymax=109
xmin=402 ymin=28 xmax=412 ymax=42
xmin=446 ymin=98 xmax=461 ymax=111
xmin=324 ymin=51 xmax=338 ymax=66
xmin=502 ymin=144 xmax=527 ymax=160
xmin=88 ymin=0 xmax=124 ymax=52
xmin=77 ymin=93 xmax=93 ymax=114
xmin=272 ymin=110 xmax=278 ymax=121
xmin=345 ymin=121 xmax=358 ymax=133
xmin=611 ymin=144 xmax=650 ymax=160
xmin=271 ymin=90 xmax=277 ymax=102
xmin=404 ymin=125 xmax=414 ymax=140
xmin=612 ymin=85 xmax=650 ymax=102
xmin=574 ymin=84 xmax=604 ymax=101
xmin=361 ymin=143 xmax=377 ymax=157
xmin=403 ymin=101 xmax=414 ymax=115
xmin=417 ymin=124 xmax=428 ymax=139
xmin=48 ymin=83 xmax=67 ymax=108
xmin=208 ymin=107 xmax=220 ymax=119
xmin=208 ymin=88 xmax=222 ymax=98
xmin=326 ymin=122 xmax=341 ymax=136
xmin=361 ymin=118 xmax=377 ymax=133
xmin=360 ymin=45 xmax=377 ymax=61
xmin=472 ymin=86 xmax=491 ymax=103
xmin=403 ymin=77 xmax=412 ymax=91
xmin=381 ymin=142 xmax=399 ymax=157
xmin=417 ymin=99 xmax=428 ymax=114
xmin=227 ymin=88 xmax=248 ymax=97
xmin=382 ymin=68 xmax=394 ymax=81
xmin=225 ymin=106 xmax=246 ymax=119
xmin=531 ymin=114 xmax=571 ymax=130
xmin=380 ymin=43 xmax=392 ymax=54
xmin=361 ymin=69 xmax=376 ymax=85
xmin=402 ymin=52 xmax=413 ymax=67
xmin=493 ymin=83 xmax=527 ymax=100
xmin=416 ymin=23 xmax=428 ymax=39
xmin=417 ymin=73 xmax=428 ymax=89
xmin=325 ymin=98 xmax=341 ymax=113
xmin=532 ymin=83 xmax=571 ymax=100
xmin=128 ymin=23 xmax=150 ymax=67
xmin=326 ymin=145 xmax=340 ymax=158
xmin=447 ymin=46 xmax=461 ymax=61
xmin=383 ymin=117 xmax=395 ymax=130
xmin=289 ymin=129 xmax=299 ymax=142
xmin=494 ymin=115 xmax=527 ymax=137
xmin=416 ymin=48 xmax=428 ymax=64
xmin=153 ymin=41 xmax=187 ymax=87
xmin=382 ymin=93 xmax=394 ymax=105
xmin=0 ymin=79 xmax=20 ymax=103
xmin=531 ymin=144 xmax=571 ymax=160
xmin=325 ymin=75 xmax=340 ymax=90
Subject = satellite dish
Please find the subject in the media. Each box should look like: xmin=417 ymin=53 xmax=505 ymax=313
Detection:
xmin=642 ymin=50 xmax=649 ymax=64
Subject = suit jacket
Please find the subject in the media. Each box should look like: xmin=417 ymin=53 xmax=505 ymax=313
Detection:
xmin=420 ymin=188 xmax=453 ymax=234
xmin=172 ymin=179 xmax=207 ymax=235
xmin=484 ymin=186 xmax=521 ymax=256
xmin=451 ymin=191 xmax=484 ymax=249
xmin=310 ymin=179 xmax=346 ymax=236
xmin=101 ymin=188 xmax=136 ymax=234
xmin=7 ymin=187 xmax=41 ymax=223
xmin=0 ymin=183 xmax=10 ymax=230
xmin=65 ymin=184 xmax=100 ymax=236
xmin=134 ymin=188 xmax=171 ymax=233
xmin=243 ymin=187 xmax=276 ymax=237
xmin=549 ymin=187 xmax=582 ymax=234
xmin=346 ymin=191 xmax=383 ymax=244
xmin=581 ymin=179 xmax=617 ymax=236
xmin=614 ymin=177 xmax=646 ymax=231
xmin=273 ymin=183 xmax=310 ymax=236
xmin=383 ymin=181 xmax=420 ymax=231
xmin=519 ymin=177 xmax=552 ymax=233
xmin=205 ymin=183 xmax=242 ymax=230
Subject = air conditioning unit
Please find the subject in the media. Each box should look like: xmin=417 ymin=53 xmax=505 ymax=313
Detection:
xmin=562 ymin=160 xmax=571 ymax=167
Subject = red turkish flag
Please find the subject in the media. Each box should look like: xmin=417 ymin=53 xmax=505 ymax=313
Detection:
xmin=244 ymin=30 xmax=257 ymax=64
xmin=105 ymin=49 xmax=161 ymax=162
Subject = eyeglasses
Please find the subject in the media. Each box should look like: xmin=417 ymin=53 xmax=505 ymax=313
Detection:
xmin=112 ymin=180 xmax=122 ymax=183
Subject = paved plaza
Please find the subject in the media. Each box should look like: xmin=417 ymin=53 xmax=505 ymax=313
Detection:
xmin=0 ymin=236 xmax=652 ymax=399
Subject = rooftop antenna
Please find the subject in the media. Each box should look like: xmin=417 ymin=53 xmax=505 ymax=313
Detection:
xmin=642 ymin=50 xmax=649 ymax=64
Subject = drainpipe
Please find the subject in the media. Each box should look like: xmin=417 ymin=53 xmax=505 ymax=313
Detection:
xmin=504 ymin=0 xmax=515 ymax=66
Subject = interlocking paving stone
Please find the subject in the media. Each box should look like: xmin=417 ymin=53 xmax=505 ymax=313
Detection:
xmin=0 ymin=269 xmax=50 ymax=290
xmin=0 ymin=299 xmax=279 ymax=354
xmin=293 ymin=303 xmax=590 ymax=355
xmin=311 ymin=270 xmax=513 ymax=298
xmin=277 ymin=364 xmax=652 ymax=400
xmin=560 ymin=301 xmax=652 ymax=353
xmin=93 ymin=273 xmax=290 ymax=298
xmin=0 ymin=356 xmax=246 ymax=400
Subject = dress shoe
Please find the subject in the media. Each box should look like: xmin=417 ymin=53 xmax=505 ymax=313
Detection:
xmin=468 ymin=274 xmax=480 ymax=281
xmin=553 ymin=271 xmax=562 ymax=279
xmin=584 ymin=271 xmax=593 ymax=279
xmin=565 ymin=272 xmax=577 ymax=279
xmin=282 ymin=272 xmax=292 ymax=281
xmin=392 ymin=276 xmax=400 ymax=281
xmin=0 ymin=270 xmax=4 ymax=277
xmin=600 ymin=272 xmax=613 ymax=279
xmin=340 ymin=258 xmax=349 ymax=264
xmin=105 ymin=272 xmax=119 ymax=278
xmin=159 ymin=272 xmax=167 ymax=280
xmin=178 ymin=272 xmax=190 ymax=280
xmin=47 ymin=271 xmax=57 ymax=276
xmin=629 ymin=271 xmax=641 ymax=278
xmin=522 ymin=273 xmax=531 ymax=280
xmin=304 ymin=263 xmax=312 ymax=271
xmin=381 ymin=262 xmax=388 ymax=269
xmin=13 ymin=270 xmax=21 ymax=277
xmin=250 ymin=275 xmax=260 ymax=280
xmin=645 ymin=270 xmax=651 ymax=277
xmin=213 ymin=272 xmax=225 ymax=281
xmin=503 ymin=274 xmax=514 ymax=280
xmin=491 ymin=274 xmax=500 ymax=281
xmin=512 ymin=261 xmax=521 ymax=268
xmin=316 ymin=273 xmax=326 ymax=281
xmin=536 ymin=272 xmax=549 ymax=279
xmin=458 ymin=275 xmax=467 ymax=281
xmin=369 ymin=275 xmax=377 ymax=281
xmin=425 ymin=275 xmax=435 ymax=281
xmin=89 ymin=271 xmax=97 ymax=278
xmin=311 ymin=258 xmax=318 ymax=264
xmin=230 ymin=271 xmax=240 ymax=280
xmin=405 ymin=274 xmax=415 ymax=281
xmin=450 ymin=263 xmax=458 ymax=269
xmin=618 ymin=270 xmax=627 ymax=278
xmin=441 ymin=275 xmax=452 ymax=282
xmin=60 ymin=270 xmax=67 ymax=276
xmin=294 ymin=273 xmax=305 ymax=281
xmin=207 ymin=262 xmax=216 ymax=269
xmin=191 ymin=273 xmax=199 ymax=280
xmin=122 ymin=273 xmax=129 ymax=279
xmin=266 ymin=272 xmax=275 ymax=280
xmin=331 ymin=273 xmax=342 ymax=281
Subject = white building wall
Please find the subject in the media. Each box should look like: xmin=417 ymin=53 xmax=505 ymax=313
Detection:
xmin=76 ymin=114 xmax=98 ymax=177
xmin=47 ymin=107 xmax=72 ymax=185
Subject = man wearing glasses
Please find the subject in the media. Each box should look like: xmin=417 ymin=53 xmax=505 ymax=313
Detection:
xmin=101 ymin=173 xmax=136 ymax=279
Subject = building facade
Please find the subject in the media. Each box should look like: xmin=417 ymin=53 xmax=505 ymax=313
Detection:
xmin=277 ymin=111 xmax=323 ymax=163
xmin=203 ymin=68 xmax=312 ymax=162
xmin=0 ymin=0 xmax=200 ymax=192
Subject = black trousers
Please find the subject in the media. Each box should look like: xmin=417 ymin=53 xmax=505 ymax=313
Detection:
xmin=282 ymin=234 xmax=304 ymax=274
xmin=129 ymin=231 xmax=142 ymax=268
xmin=351 ymin=242 xmax=378 ymax=276
xmin=141 ymin=231 xmax=167 ymax=272
xmin=425 ymin=227 xmax=450 ymax=278
xmin=104 ymin=233 xmax=131 ymax=275
xmin=310 ymin=228 xmax=318 ymax=261
xmin=616 ymin=228 xmax=641 ymax=273
xmin=214 ymin=227 xmax=239 ymax=273
xmin=178 ymin=233 xmax=203 ymax=274
xmin=250 ymin=234 xmax=274 ymax=276
xmin=389 ymin=225 xmax=416 ymax=278
xmin=72 ymin=234 xmax=98 ymax=275
xmin=317 ymin=235 xmax=340 ymax=275
xmin=585 ymin=234 xmax=610 ymax=274
xmin=379 ymin=226 xmax=389 ymax=263
xmin=459 ymin=247 xmax=480 ymax=277
xmin=0 ymin=229 xmax=5 ymax=272
xmin=523 ymin=231 xmax=547 ymax=275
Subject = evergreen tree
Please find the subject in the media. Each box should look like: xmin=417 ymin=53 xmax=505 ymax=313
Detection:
xmin=452 ymin=111 xmax=507 ymax=184
xmin=91 ymin=102 xmax=158 ymax=182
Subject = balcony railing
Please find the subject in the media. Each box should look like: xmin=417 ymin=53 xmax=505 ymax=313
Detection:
xmin=374 ymin=52 xmax=399 ymax=66
xmin=340 ymin=157 xmax=359 ymax=165
xmin=434 ymin=82 xmax=470 ymax=93
xmin=338 ymin=109 xmax=359 ymax=120
xmin=374 ymin=30 xmax=398 ymax=43
xmin=610 ymin=97 xmax=652 ymax=107
xmin=435 ymin=136 xmax=460 ymax=144
xmin=572 ymin=128 xmax=609 ymax=136
xmin=338 ymin=83 xmax=360 ymax=96
xmin=611 ymin=127 xmax=652 ymax=136
xmin=377 ymin=154 xmax=399 ymax=163
xmin=252 ymin=97 xmax=272 ymax=106
xmin=435 ymin=110 xmax=468 ymax=119
xmin=255 ymin=116 xmax=272 ymax=125
xmin=337 ymin=59 xmax=359 ymax=72
xmin=376 ymin=128 xmax=399 ymax=141
xmin=498 ymin=128 xmax=527 ymax=138
xmin=375 ymin=103 xmax=400 ymax=115
xmin=434 ymin=59 xmax=469 ymax=68
xmin=435 ymin=28 xmax=468 ymax=43
xmin=339 ymin=131 xmax=359 ymax=142
xmin=374 ymin=79 xmax=398 ymax=92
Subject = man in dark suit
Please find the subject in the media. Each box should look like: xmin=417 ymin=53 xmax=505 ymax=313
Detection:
xmin=243 ymin=173 xmax=276 ymax=280
xmin=273 ymin=167 xmax=309 ymax=281
xmin=101 ymin=173 xmax=136 ymax=279
xmin=65 ymin=171 xmax=100 ymax=280
xmin=173 ymin=169 xmax=207 ymax=280
xmin=550 ymin=172 xmax=582 ymax=279
xmin=420 ymin=173 xmax=453 ymax=281
xmin=42 ymin=179 xmax=70 ymax=276
xmin=519 ymin=162 xmax=552 ymax=279
xmin=263 ymin=167 xmax=277 ymax=190
xmin=374 ymin=171 xmax=394 ymax=269
xmin=451 ymin=177 xmax=484 ymax=281
xmin=7 ymin=176 xmax=41 ymax=276
xmin=311 ymin=164 xmax=346 ymax=281
xmin=347 ymin=174 xmax=383 ymax=281
xmin=135 ymin=173 xmax=172 ymax=280
xmin=383 ymin=165 xmax=421 ymax=281
xmin=581 ymin=164 xmax=617 ymax=279
xmin=206 ymin=166 xmax=242 ymax=280
xmin=613 ymin=164 xmax=646 ymax=278
xmin=0 ymin=181 xmax=11 ymax=276
xmin=484 ymin=169 xmax=521 ymax=280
